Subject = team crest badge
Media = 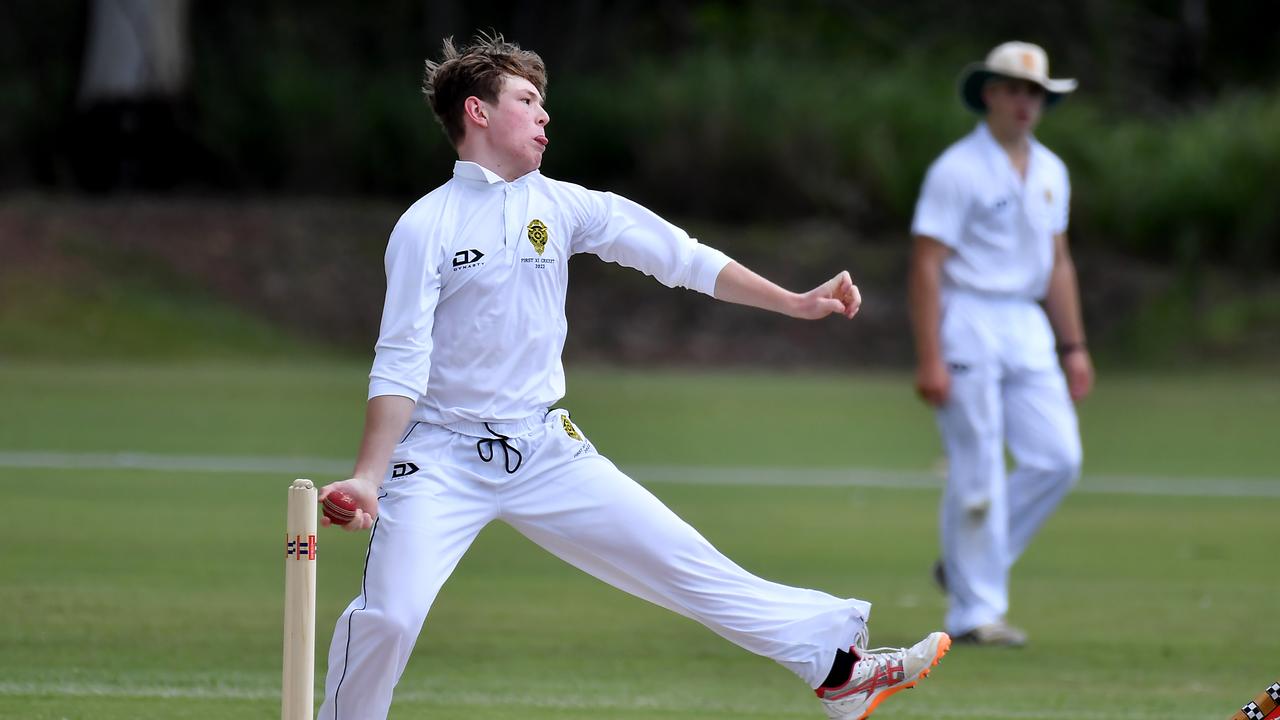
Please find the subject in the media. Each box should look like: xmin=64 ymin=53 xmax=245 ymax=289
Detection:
xmin=1044 ymin=188 xmax=1053 ymax=204
xmin=561 ymin=415 xmax=582 ymax=441
xmin=527 ymin=219 xmax=548 ymax=256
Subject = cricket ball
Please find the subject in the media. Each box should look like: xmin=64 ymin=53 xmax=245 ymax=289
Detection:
xmin=322 ymin=491 xmax=358 ymax=526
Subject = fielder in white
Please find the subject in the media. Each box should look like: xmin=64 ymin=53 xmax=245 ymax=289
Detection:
xmin=909 ymin=42 xmax=1094 ymax=646
xmin=316 ymin=34 xmax=948 ymax=720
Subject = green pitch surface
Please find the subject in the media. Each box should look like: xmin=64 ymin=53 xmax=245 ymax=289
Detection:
xmin=1 ymin=362 xmax=1277 ymax=719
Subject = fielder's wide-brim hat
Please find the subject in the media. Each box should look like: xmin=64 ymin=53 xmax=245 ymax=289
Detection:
xmin=959 ymin=41 xmax=1077 ymax=113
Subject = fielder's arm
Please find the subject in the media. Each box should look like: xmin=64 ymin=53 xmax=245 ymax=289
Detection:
xmin=1042 ymin=232 xmax=1094 ymax=401
xmin=908 ymin=235 xmax=952 ymax=406
xmin=712 ymin=261 xmax=861 ymax=320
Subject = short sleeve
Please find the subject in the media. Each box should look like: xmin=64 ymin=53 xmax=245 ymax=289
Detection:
xmin=911 ymin=161 xmax=969 ymax=248
xmin=1054 ymin=167 xmax=1071 ymax=235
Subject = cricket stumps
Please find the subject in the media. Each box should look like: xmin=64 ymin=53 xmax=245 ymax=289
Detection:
xmin=283 ymin=478 xmax=317 ymax=720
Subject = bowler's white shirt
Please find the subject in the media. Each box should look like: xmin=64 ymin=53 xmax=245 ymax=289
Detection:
xmin=369 ymin=161 xmax=732 ymax=425
xmin=911 ymin=122 xmax=1070 ymax=300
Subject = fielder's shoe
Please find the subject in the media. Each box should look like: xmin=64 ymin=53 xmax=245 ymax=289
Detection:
xmin=953 ymin=620 xmax=1027 ymax=647
xmin=816 ymin=631 xmax=951 ymax=720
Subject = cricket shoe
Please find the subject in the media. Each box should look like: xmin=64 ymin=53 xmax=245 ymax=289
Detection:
xmin=953 ymin=620 xmax=1027 ymax=647
xmin=816 ymin=631 xmax=951 ymax=720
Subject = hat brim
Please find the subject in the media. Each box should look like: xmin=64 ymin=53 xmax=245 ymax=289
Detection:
xmin=959 ymin=64 xmax=1077 ymax=114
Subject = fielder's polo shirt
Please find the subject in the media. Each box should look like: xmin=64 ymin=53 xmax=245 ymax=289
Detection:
xmin=911 ymin=122 xmax=1070 ymax=300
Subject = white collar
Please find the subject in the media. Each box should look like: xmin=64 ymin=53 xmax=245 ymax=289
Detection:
xmin=975 ymin=122 xmax=1039 ymax=189
xmin=452 ymin=160 xmax=540 ymax=186
xmin=975 ymin=122 xmax=1041 ymax=160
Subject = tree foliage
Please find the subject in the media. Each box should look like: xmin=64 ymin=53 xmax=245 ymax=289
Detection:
xmin=2 ymin=0 xmax=1278 ymax=267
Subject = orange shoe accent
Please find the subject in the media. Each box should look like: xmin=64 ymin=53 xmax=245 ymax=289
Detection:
xmin=854 ymin=633 xmax=950 ymax=720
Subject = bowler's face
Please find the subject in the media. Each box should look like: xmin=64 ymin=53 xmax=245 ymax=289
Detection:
xmin=984 ymin=79 xmax=1045 ymax=136
xmin=485 ymin=75 xmax=550 ymax=178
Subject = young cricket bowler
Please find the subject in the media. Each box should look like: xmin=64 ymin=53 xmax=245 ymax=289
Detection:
xmin=909 ymin=41 xmax=1093 ymax=646
xmin=316 ymin=33 xmax=948 ymax=720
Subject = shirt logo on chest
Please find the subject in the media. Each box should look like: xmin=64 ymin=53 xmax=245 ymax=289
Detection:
xmin=527 ymin=219 xmax=549 ymax=255
xmin=452 ymin=249 xmax=486 ymax=271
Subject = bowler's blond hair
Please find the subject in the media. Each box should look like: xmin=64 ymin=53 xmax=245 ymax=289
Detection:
xmin=423 ymin=32 xmax=547 ymax=147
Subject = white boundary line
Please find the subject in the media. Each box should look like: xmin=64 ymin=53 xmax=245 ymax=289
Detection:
xmin=1 ymin=450 xmax=1277 ymax=498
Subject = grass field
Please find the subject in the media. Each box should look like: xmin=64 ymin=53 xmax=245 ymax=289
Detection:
xmin=1 ymin=361 xmax=1277 ymax=719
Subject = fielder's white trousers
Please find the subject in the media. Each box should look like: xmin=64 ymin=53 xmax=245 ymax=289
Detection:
xmin=936 ymin=291 xmax=1081 ymax=636
xmin=318 ymin=409 xmax=870 ymax=720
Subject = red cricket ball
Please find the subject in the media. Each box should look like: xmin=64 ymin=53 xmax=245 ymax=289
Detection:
xmin=322 ymin=491 xmax=358 ymax=526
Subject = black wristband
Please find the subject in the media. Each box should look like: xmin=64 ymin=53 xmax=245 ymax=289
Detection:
xmin=1056 ymin=342 xmax=1086 ymax=356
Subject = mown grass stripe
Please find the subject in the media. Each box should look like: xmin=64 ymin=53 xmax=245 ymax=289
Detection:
xmin=0 ymin=681 xmax=1213 ymax=719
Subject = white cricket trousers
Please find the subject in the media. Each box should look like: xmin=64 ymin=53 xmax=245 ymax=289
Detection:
xmin=936 ymin=292 xmax=1081 ymax=635
xmin=318 ymin=409 xmax=870 ymax=719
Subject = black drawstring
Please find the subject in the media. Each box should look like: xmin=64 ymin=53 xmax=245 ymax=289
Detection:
xmin=476 ymin=422 xmax=523 ymax=473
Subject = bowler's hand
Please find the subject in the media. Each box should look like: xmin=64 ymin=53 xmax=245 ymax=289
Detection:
xmin=915 ymin=358 xmax=950 ymax=407
xmin=1062 ymin=349 xmax=1094 ymax=402
xmin=319 ymin=476 xmax=379 ymax=532
xmin=797 ymin=271 xmax=861 ymax=320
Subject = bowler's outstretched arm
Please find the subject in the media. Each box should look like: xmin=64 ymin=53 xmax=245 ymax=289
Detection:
xmin=713 ymin=261 xmax=861 ymax=320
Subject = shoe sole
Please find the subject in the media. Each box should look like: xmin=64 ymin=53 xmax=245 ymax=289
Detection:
xmin=855 ymin=632 xmax=951 ymax=720
xmin=953 ymin=635 xmax=1026 ymax=647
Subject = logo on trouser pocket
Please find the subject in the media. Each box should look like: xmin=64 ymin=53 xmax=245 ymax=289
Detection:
xmin=561 ymin=415 xmax=582 ymax=441
xmin=392 ymin=462 xmax=420 ymax=478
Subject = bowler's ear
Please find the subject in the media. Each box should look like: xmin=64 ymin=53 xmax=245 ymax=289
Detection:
xmin=463 ymin=96 xmax=489 ymax=129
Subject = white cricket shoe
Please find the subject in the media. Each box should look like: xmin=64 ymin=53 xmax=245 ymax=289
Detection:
xmin=815 ymin=631 xmax=951 ymax=720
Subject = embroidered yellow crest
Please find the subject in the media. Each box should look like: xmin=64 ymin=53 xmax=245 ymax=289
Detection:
xmin=527 ymin=219 xmax=548 ymax=256
xmin=561 ymin=415 xmax=582 ymax=441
